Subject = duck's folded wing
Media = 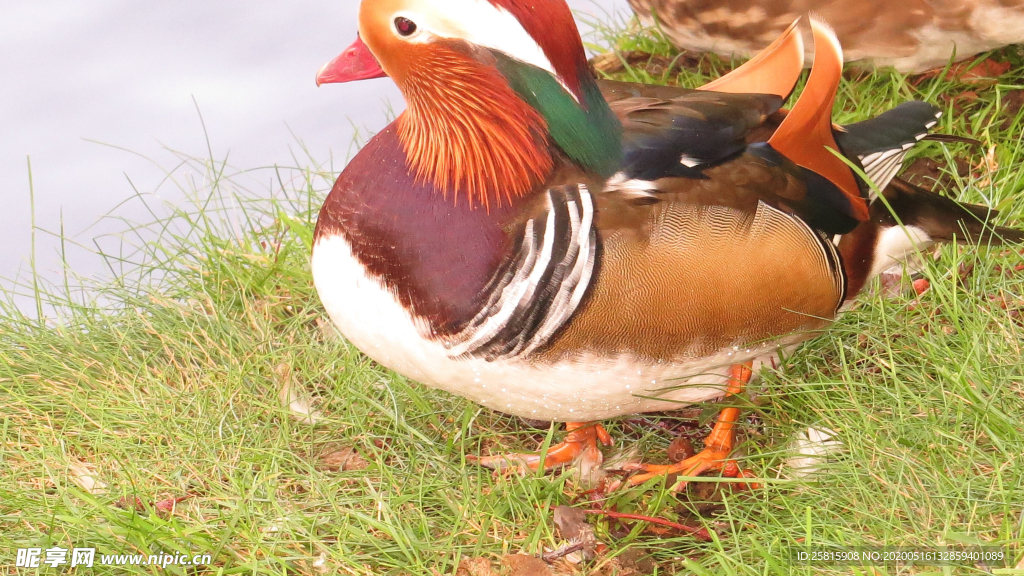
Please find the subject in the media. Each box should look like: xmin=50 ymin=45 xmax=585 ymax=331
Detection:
xmin=601 ymin=81 xmax=866 ymax=235
xmin=596 ymin=17 xmax=806 ymax=183
xmin=605 ymin=85 xmax=785 ymax=181
xmin=613 ymin=148 xmax=861 ymax=236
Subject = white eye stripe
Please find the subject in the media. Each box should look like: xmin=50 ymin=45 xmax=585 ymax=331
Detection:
xmin=397 ymin=0 xmax=559 ymax=81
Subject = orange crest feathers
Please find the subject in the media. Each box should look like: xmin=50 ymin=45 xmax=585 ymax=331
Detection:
xmin=397 ymin=46 xmax=553 ymax=209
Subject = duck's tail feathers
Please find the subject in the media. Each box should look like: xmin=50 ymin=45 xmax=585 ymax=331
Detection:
xmin=839 ymin=177 xmax=1021 ymax=297
xmin=922 ymin=133 xmax=982 ymax=147
xmin=881 ymin=178 xmax=1023 ymax=245
xmin=699 ymin=18 xmax=804 ymax=99
xmin=835 ymin=102 xmax=942 ymax=197
xmin=768 ymin=16 xmax=869 ymax=222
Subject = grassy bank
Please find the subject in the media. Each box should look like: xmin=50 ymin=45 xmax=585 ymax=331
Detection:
xmin=3 ymin=20 xmax=1024 ymax=576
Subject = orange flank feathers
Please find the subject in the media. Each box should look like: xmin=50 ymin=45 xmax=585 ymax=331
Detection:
xmin=699 ymin=18 xmax=804 ymax=99
xmin=397 ymin=45 xmax=553 ymax=209
xmin=768 ymin=17 xmax=868 ymax=221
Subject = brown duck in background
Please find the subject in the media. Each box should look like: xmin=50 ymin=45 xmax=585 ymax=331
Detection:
xmin=628 ymin=0 xmax=1024 ymax=72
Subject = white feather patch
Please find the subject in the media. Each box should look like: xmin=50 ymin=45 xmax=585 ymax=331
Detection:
xmin=869 ymin=224 xmax=933 ymax=279
xmin=522 ymin=185 xmax=596 ymax=355
xmin=786 ymin=426 xmax=842 ymax=478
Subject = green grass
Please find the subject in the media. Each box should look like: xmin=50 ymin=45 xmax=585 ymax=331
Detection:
xmin=3 ymin=16 xmax=1024 ymax=576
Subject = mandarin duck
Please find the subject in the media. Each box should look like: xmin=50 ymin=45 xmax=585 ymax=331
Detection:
xmin=628 ymin=0 xmax=1024 ymax=72
xmin=312 ymin=0 xmax=1022 ymax=488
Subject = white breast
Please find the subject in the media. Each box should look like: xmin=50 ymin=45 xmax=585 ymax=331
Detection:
xmin=311 ymin=233 xmax=792 ymax=422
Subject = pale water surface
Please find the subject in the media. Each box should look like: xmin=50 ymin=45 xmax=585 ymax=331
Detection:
xmin=0 ymin=0 xmax=626 ymax=309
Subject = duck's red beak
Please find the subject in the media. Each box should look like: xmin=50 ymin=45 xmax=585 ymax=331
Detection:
xmin=316 ymin=35 xmax=386 ymax=86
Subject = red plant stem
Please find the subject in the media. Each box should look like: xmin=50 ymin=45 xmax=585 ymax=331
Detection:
xmin=583 ymin=509 xmax=712 ymax=541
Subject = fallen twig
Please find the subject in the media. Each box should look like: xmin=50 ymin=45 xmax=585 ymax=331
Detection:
xmin=541 ymin=541 xmax=585 ymax=563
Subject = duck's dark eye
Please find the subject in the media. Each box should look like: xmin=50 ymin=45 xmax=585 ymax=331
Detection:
xmin=394 ymin=17 xmax=417 ymax=36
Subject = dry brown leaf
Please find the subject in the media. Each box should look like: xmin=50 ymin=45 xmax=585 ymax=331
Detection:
xmin=591 ymin=548 xmax=656 ymax=576
xmin=1005 ymin=89 xmax=1024 ymax=113
xmin=553 ymin=506 xmax=587 ymax=541
xmin=913 ymin=57 xmax=1012 ymax=86
xmin=951 ymin=58 xmax=1012 ymax=84
xmin=317 ymin=443 xmax=368 ymax=472
xmin=115 ymin=494 xmax=192 ymax=517
xmin=552 ymin=506 xmax=597 ymax=563
xmin=953 ymin=90 xmax=980 ymax=104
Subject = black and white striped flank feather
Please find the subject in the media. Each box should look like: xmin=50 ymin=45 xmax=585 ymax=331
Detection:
xmin=835 ymin=101 xmax=942 ymax=198
xmin=444 ymin=184 xmax=597 ymax=361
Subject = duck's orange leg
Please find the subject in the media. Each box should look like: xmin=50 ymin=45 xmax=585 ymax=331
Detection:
xmin=629 ymin=363 xmax=756 ymax=491
xmin=469 ymin=422 xmax=613 ymax=473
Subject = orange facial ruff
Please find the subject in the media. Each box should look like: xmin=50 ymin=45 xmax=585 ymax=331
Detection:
xmin=395 ymin=45 xmax=553 ymax=209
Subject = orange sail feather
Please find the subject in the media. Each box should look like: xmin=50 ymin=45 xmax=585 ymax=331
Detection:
xmin=698 ymin=18 xmax=804 ymax=99
xmin=768 ymin=17 xmax=868 ymax=221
